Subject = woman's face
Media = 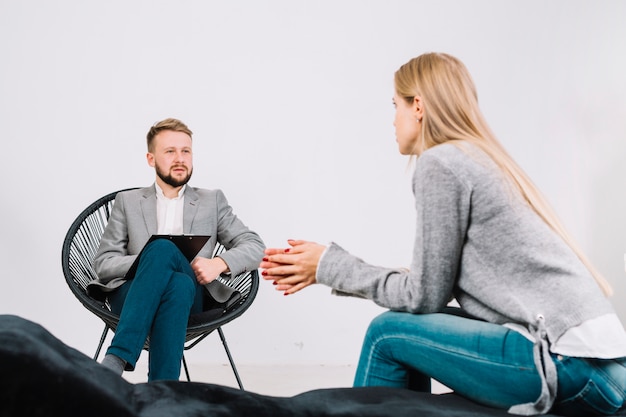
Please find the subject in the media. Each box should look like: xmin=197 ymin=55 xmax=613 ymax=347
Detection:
xmin=393 ymin=93 xmax=421 ymax=155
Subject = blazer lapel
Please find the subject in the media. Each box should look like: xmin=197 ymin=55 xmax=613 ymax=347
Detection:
xmin=183 ymin=186 xmax=199 ymax=234
xmin=140 ymin=186 xmax=158 ymax=236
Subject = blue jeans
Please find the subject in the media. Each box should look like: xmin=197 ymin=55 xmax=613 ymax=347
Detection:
xmin=354 ymin=310 xmax=626 ymax=416
xmin=107 ymin=239 xmax=204 ymax=381
xmin=552 ymin=356 xmax=626 ymax=416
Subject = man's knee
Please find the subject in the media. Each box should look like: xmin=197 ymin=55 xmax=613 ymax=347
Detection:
xmin=143 ymin=239 xmax=179 ymax=258
xmin=138 ymin=239 xmax=188 ymax=271
xmin=134 ymin=239 xmax=190 ymax=286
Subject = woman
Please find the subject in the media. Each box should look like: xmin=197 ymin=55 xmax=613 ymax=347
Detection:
xmin=260 ymin=53 xmax=626 ymax=416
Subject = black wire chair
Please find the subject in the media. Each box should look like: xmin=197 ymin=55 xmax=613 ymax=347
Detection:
xmin=61 ymin=188 xmax=259 ymax=388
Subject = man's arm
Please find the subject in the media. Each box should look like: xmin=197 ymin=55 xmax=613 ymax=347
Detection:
xmin=212 ymin=189 xmax=265 ymax=276
xmin=92 ymin=192 xmax=138 ymax=283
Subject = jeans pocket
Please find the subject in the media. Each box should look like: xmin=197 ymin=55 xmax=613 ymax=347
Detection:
xmin=553 ymin=378 xmax=623 ymax=417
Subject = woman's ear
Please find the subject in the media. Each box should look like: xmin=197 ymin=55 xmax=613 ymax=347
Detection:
xmin=413 ymin=96 xmax=424 ymax=121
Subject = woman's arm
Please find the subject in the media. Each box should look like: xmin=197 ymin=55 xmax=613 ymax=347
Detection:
xmin=262 ymin=150 xmax=470 ymax=312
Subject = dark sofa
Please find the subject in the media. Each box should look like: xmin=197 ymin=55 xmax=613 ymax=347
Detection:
xmin=0 ymin=314 xmax=604 ymax=417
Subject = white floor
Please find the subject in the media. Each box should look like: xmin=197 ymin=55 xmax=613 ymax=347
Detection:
xmin=123 ymin=362 xmax=452 ymax=397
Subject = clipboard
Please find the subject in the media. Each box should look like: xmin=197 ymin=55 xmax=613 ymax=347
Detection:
xmin=124 ymin=234 xmax=211 ymax=279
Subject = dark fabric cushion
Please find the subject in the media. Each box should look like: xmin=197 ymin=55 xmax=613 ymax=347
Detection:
xmin=1 ymin=314 xmax=620 ymax=417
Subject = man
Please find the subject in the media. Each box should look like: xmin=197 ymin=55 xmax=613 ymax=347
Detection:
xmin=88 ymin=118 xmax=265 ymax=381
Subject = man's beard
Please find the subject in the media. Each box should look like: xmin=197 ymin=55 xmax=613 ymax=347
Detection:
xmin=155 ymin=163 xmax=193 ymax=187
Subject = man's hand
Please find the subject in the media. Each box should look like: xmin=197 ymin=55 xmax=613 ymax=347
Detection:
xmin=191 ymin=256 xmax=229 ymax=285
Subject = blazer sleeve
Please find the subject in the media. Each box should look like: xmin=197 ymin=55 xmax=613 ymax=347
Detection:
xmin=92 ymin=192 xmax=138 ymax=283
xmin=212 ymin=190 xmax=265 ymax=276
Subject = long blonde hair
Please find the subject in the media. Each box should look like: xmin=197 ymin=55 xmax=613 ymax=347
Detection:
xmin=395 ymin=52 xmax=612 ymax=296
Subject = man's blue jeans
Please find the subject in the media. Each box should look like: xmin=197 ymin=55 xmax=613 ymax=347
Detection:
xmin=107 ymin=239 xmax=204 ymax=381
xmin=354 ymin=310 xmax=626 ymax=416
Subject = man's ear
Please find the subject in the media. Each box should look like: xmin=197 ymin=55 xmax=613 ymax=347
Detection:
xmin=413 ymin=96 xmax=424 ymax=120
xmin=146 ymin=152 xmax=155 ymax=167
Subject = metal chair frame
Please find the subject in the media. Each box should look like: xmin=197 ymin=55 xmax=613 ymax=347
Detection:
xmin=61 ymin=188 xmax=259 ymax=388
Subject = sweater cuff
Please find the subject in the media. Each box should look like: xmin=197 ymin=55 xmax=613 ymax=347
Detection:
xmin=314 ymin=243 xmax=333 ymax=283
xmin=317 ymin=242 xmax=368 ymax=299
xmin=315 ymin=242 xmax=340 ymax=286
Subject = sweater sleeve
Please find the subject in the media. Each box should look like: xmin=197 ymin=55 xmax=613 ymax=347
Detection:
xmin=316 ymin=152 xmax=470 ymax=312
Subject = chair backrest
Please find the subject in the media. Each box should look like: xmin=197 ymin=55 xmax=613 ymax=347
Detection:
xmin=61 ymin=188 xmax=259 ymax=340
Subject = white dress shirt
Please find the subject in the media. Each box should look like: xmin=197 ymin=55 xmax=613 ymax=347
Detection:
xmin=155 ymin=184 xmax=185 ymax=235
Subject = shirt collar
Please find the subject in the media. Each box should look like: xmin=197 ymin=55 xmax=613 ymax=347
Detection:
xmin=155 ymin=183 xmax=186 ymax=200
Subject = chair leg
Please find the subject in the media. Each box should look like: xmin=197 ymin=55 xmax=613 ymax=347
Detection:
xmin=182 ymin=354 xmax=191 ymax=382
xmin=218 ymin=327 xmax=244 ymax=390
xmin=94 ymin=324 xmax=110 ymax=360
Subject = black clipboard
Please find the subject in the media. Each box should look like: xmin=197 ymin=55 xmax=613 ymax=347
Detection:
xmin=124 ymin=234 xmax=211 ymax=279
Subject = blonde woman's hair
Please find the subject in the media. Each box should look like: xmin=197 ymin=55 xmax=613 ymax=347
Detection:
xmin=395 ymin=52 xmax=612 ymax=296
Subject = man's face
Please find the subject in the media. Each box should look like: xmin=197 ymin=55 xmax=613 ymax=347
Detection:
xmin=147 ymin=130 xmax=193 ymax=189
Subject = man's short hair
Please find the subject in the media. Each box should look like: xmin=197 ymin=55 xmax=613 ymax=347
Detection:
xmin=146 ymin=118 xmax=193 ymax=151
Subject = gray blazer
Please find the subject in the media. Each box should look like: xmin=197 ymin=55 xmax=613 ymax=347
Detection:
xmin=88 ymin=185 xmax=265 ymax=295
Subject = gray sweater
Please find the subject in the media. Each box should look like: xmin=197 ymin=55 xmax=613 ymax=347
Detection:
xmin=317 ymin=142 xmax=616 ymax=414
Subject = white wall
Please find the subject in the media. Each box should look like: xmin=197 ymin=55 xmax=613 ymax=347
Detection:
xmin=1 ymin=0 xmax=625 ymax=369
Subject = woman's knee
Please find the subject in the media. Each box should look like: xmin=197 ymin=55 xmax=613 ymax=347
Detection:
xmin=370 ymin=311 xmax=406 ymax=327
xmin=363 ymin=311 xmax=467 ymax=354
xmin=363 ymin=311 xmax=411 ymax=349
xmin=366 ymin=312 xmax=396 ymax=338
xmin=366 ymin=311 xmax=430 ymax=336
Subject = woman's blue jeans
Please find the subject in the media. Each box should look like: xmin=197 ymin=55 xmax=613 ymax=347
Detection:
xmin=354 ymin=310 xmax=626 ymax=416
xmin=107 ymin=239 xmax=204 ymax=381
